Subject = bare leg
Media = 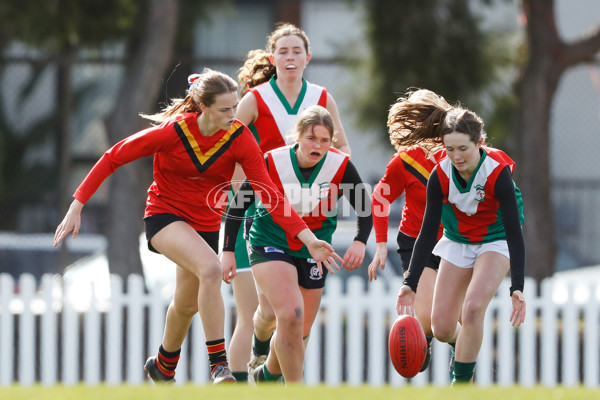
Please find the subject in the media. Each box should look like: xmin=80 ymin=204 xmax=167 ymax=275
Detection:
xmin=228 ymin=271 xmax=259 ymax=372
xmin=252 ymin=260 xmax=304 ymax=383
xmin=265 ymin=286 xmax=324 ymax=375
xmin=151 ymin=221 xmax=225 ymax=343
xmin=431 ymin=259 xmax=471 ymax=344
xmin=455 ymin=252 xmax=509 ymax=362
xmin=413 ymin=267 xmax=437 ymax=337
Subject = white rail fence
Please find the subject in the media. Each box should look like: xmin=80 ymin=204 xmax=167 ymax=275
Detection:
xmin=0 ymin=273 xmax=598 ymax=387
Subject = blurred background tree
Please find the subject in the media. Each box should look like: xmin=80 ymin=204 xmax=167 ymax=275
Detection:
xmin=359 ymin=0 xmax=600 ymax=281
xmin=357 ymin=0 xmax=515 ymax=143
xmin=1 ymin=0 xmax=599 ymax=283
xmin=512 ymin=0 xmax=600 ymax=281
xmin=0 ymin=0 xmax=211 ymax=280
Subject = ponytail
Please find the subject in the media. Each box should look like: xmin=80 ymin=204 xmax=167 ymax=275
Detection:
xmin=237 ymin=49 xmax=275 ymax=97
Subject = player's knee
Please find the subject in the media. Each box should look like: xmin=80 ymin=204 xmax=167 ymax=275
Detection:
xmin=460 ymin=299 xmax=486 ymax=327
xmin=416 ymin=314 xmax=433 ymax=337
xmin=276 ymin=306 xmax=303 ymax=332
xmin=254 ymin=307 xmax=276 ymax=331
xmin=196 ymin=259 xmax=221 ymax=285
xmin=171 ymin=299 xmax=198 ymax=318
xmin=431 ymin=319 xmax=455 ymax=342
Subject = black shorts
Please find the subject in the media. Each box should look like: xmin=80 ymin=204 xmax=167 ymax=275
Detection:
xmin=396 ymin=231 xmax=440 ymax=273
xmin=143 ymin=213 xmax=219 ymax=254
xmin=248 ymin=244 xmax=327 ymax=289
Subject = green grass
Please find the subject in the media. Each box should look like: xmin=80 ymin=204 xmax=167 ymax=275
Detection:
xmin=1 ymin=384 xmax=599 ymax=400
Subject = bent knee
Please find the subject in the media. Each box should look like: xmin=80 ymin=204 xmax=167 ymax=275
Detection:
xmin=196 ymin=260 xmax=222 ymax=284
xmin=254 ymin=307 xmax=276 ymax=331
xmin=170 ymin=299 xmax=198 ymax=318
xmin=460 ymin=301 xmax=487 ymax=327
xmin=431 ymin=320 xmax=456 ymax=343
xmin=275 ymin=306 xmax=303 ymax=331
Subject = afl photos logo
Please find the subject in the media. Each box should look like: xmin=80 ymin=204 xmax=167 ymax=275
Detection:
xmin=206 ymin=180 xmax=280 ymax=220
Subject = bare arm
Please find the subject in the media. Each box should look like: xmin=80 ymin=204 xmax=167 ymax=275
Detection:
xmin=232 ymin=92 xmax=259 ymax=191
xmin=54 ymin=199 xmax=84 ymax=247
xmin=325 ymin=93 xmax=351 ymax=156
xmin=236 ymin=92 xmax=258 ymax=126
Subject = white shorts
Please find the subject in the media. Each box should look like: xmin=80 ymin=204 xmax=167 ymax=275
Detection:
xmin=432 ymin=236 xmax=510 ymax=269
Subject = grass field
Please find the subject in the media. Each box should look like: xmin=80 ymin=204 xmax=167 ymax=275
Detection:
xmin=1 ymin=384 xmax=599 ymax=400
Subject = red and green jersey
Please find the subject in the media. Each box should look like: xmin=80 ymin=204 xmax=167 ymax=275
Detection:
xmin=74 ymin=113 xmax=307 ymax=235
xmin=372 ymin=147 xmax=445 ymax=242
xmin=249 ymin=145 xmax=349 ymax=258
xmin=248 ymin=76 xmax=328 ymax=152
xmin=436 ymin=147 xmax=524 ymax=244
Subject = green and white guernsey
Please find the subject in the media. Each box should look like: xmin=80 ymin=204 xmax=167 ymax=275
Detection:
xmin=249 ymin=144 xmax=349 ymax=258
xmin=435 ymin=147 xmax=524 ymax=244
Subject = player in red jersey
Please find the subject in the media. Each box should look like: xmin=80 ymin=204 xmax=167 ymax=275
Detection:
xmin=394 ymin=90 xmax=526 ymax=385
xmin=368 ymin=89 xmax=450 ymax=373
xmin=225 ymin=23 xmax=352 ymax=383
xmin=53 ymin=68 xmax=340 ymax=385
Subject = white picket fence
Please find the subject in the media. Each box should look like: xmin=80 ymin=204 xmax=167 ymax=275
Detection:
xmin=0 ymin=273 xmax=599 ymax=387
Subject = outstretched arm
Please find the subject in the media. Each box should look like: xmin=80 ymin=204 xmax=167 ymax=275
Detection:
xmin=296 ymin=229 xmax=342 ymax=275
xmin=54 ymin=199 xmax=84 ymax=247
xmin=339 ymin=160 xmax=372 ymax=271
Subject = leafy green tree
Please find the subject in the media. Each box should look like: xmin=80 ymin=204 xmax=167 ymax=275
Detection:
xmin=512 ymin=0 xmax=600 ymax=280
xmin=0 ymin=1 xmax=141 ymax=231
xmin=358 ymin=0 xmax=512 ymax=140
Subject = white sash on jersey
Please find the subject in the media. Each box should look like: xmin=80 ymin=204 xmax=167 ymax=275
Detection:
xmin=270 ymin=148 xmax=346 ymax=216
xmin=439 ymin=155 xmax=500 ymax=216
xmin=255 ymin=82 xmax=324 ymax=143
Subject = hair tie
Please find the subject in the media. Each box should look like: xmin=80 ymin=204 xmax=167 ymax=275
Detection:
xmin=188 ymin=74 xmax=200 ymax=87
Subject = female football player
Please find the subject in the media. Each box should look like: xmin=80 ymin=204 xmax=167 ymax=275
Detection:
xmin=53 ymin=69 xmax=340 ymax=385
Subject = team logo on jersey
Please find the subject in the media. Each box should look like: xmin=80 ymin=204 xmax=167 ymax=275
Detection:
xmin=318 ymin=182 xmax=330 ymax=200
xmin=475 ymin=184 xmax=486 ymax=202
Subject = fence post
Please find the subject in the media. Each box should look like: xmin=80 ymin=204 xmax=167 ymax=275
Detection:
xmin=106 ymin=275 xmax=123 ymax=385
xmin=147 ymin=281 xmax=165 ymax=373
xmin=126 ymin=274 xmax=145 ymax=385
xmin=562 ymin=281 xmax=578 ymax=387
xmin=346 ymin=276 xmax=365 ymax=386
xmin=18 ymin=274 xmax=36 ymax=386
xmin=84 ymin=281 xmax=101 ymax=385
xmin=190 ymin=313 xmax=208 ymax=385
xmin=0 ymin=274 xmax=15 ymax=386
xmin=431 ymin=338 xmax=450 ymax=386
xmin=496 ymin=279 xmax=514 ymax=386
xmin=583 ymin=281 xmax=599 ymax=388
xmin=366 ymin=278 xmax=386 ymax=386
xmin=62 ymin=278 xmax=79 ymax=385
xmin=540 ymin=278 xmax=557 ymax=387
xmin=305 ymin=300 xmax=322 ymax=385
xmin=477 ymin=295 xmax=495 ymax=387
xmin=40 ymin=274 xmax=58 ymax=386
xmin=325 ymin=277 xmax=343 ymax=386
xmin=518 ymin=277 xmax=537 ymax=387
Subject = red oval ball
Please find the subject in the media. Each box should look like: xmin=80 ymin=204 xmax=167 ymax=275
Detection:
xmin=388 ymin=315 xmax=427 ymax=378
